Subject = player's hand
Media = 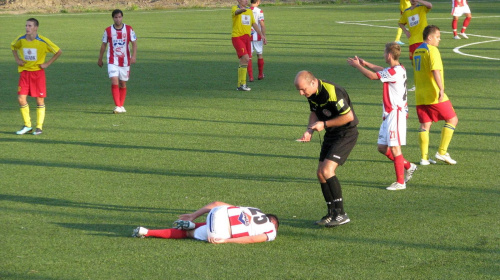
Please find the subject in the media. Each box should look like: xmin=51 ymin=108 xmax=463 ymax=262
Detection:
xmin=309 ymin=121 xmax=326 ymax=132
xmin=347 ymin=56 xmax=360 ymax=67
xmin=97 ymin=60 xmax=103 ymax=68
xmin=208 ymin=237 xmax=226 ymax=244
xmin=296 ymin=130 xmax=313 ymax=142
xmin=16 ymin=59 xmax=26 ymax=66
xmin=262 ymin=36 xmax=267 ymax=45
xmin=130 ymin=56 xmax=136 ymax=64
xmin=438 ymin=90 xmax=444 ymax=102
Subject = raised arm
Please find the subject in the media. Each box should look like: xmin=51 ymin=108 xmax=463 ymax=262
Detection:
xmin=178 ymin=201 xmax=233 ymax=221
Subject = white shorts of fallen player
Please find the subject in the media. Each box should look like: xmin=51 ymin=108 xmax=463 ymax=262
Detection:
xmin=193 ymin=206 xmax=231 ymax=241
xmin=377 ymin=109 xmax=407 ymax=147
xmin=108 ymin=64 xmax=130 ymax=81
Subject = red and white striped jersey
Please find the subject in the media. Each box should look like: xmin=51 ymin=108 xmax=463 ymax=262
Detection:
xmin=452 ymin=0 xmax=467 ymax=8
xmin=377 ymin=65 xmax=408 ymax=118
xmin=250 ymin=7 xmax=264 ymax=41
xmin=102 ymin=24 xmax=137 ymax=67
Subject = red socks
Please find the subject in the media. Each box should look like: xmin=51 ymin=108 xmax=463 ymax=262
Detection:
xmin=462 ymin=17 xmax=471 ymax=33
xmin=111 ymin=85 xmax=120 ymax=106
xmin=144 ymin=222 xmax=206 ymax=239
xmin=119 ymin=87 xmax=127 ymax=106
xmin=146 ymin=229 xmax=187 ymax=239
xmin=258 ymin=58 xmax=264 ymax=78
xmin=247 ymin=58 xmax=254 ymax=80
xmin=394 ymin=155 xmax=405 ymax=184
xmin=111 ymin=85 xmax=127 ymax=106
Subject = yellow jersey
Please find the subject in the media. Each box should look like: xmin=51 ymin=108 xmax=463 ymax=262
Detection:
xmin=11 ymin=34 xmax=60 ymax=72
xmin=400 ymin=0 xmax=411 ymax=12
xmin=399 ymin=5 xmax=430 ymax=45
xmin=232 ymin=5 xmax=255 ymax=38
xmin=413 ymin=43 xmax=449 ymax=105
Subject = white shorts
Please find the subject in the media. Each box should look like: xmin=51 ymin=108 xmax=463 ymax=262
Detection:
xmin=193 ymin=206 xmax=231 ymax=241
xmin=452 ymin=5 xmax=471 ymax=17
xmin=377 ymin=110 xmax=406 ymax=147
xmin=107 ymin=64 xmax=130 ymax=81
xmin=251 ymin=40 xmax=264 ymax=55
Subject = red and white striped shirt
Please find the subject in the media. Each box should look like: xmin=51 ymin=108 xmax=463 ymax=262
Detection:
xmin=377 ymin=65 xmax=408 ymax=119
xmin=102 ymin=24 xmax=137 ymax=67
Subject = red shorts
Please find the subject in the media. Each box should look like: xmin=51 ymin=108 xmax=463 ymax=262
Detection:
xmin=416 ymin=100 xmax=457 ymax=123
xmin=409 ymin=42 xmax=422 ymax=61
xmin=232 ymin=35 xmax=251 ymax=58
xmin=18 ymin=69 xmax=47 ymax=98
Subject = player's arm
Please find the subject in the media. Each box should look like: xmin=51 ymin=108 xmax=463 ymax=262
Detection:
xmin=209 ymin=233 xmax=269 ymax=244
xmin=130 ymin=40 xmax=137 ymax=64
xmin=178 ymin=201 xmax=233 ymax=221
xmin=12 ymin=50 xmax=26 ymax=66
xmin=297 ymin=111 xmax=318 ymax=142
xmin=97 ymin=42 xmax=107 ymax=68
xmin=399 ymin=22 xmax=411 ymax=38
xmin=252 ymin=23 xmax=267 ymax=45
xmin=310 ymin=110 xmax=355 ymax=132
xmin=259 ymin=20 xmax=266 ymax=37
xmin=347 ymin=56 xmax=380 ymax=80
xmin=40 ymin=49 xmax=62 ymax=69
xmin=234 ymin=7 xmax=247 ymax=15
xmin=416 ymin=0 xmax=432 ymax=9
xmin=432 ymin=69 xmax=445 ymax=102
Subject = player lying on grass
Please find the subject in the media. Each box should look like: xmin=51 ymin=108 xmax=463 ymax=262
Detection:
xmin=133 ymin=201 xmax=279 ymax=244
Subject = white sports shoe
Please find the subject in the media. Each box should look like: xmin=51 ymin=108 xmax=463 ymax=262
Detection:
xmin=132 ymin=226 xmax=148 ymax=238
xmin=405 ymin=163 xmax=418 ymax=183
xmin=453 ymin=35 xmax=461 ymax=40
xmin=408 ymin=85 xmax=416 ymax=91
xmin=113 ymin=106 xmax=123 ymax=114
xmin=435 ymin=152 xmax=457 ymax=165
xmin=172 ymin=220 xmax=195 ymax=230
xmin=459 ymin=33 xmax=469 ymax=39
xmin=420 ymin=158 xmax=437 ymax=165
xmin=236 ymin=84 xmax=251 ymax=91
xmin=120 ymin=106 xmax=126 ymax=113
xmin=386 ymin=182 xmax=406 ymax=191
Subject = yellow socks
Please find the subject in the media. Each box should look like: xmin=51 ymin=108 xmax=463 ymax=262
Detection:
xmin=36 ymin=105 xmax=46 ymax=130
xmin=419 ymin=129 xmax=430 ymax=160
xmin=238 ymin=65 xmax=247 ymax=87
xmin=395 ymin=28 xmax=403 ymax=42
xmin=20 ymin=104 xmax=32 ymax=127
xmin=438 ymin=123 xmax=456 ymax=155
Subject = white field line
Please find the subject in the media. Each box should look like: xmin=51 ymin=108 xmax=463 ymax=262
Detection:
xmin=337 ymin=16 xmax=500 ymax=61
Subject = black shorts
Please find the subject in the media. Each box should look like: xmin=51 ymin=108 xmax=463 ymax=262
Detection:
xmin=319 ymin=128 xmax=358 ymax=165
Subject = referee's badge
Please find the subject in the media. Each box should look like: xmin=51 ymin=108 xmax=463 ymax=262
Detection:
xmin=322 ymin=109 xmax=332 ymax=117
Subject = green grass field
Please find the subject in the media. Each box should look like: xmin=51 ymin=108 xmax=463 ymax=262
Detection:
xmin=1 ymin=1 xmax=499 ymax=279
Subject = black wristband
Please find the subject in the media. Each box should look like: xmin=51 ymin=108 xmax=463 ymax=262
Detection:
xmin=323 ymin=121 xmax=327 ymax=128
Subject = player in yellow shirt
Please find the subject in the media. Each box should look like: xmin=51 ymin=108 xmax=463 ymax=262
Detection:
xmin=395 ymin=0 xmax=411 ymax=45
xmin=413 ymin=25 xmax=459 ymax=165
xmin=398 ymin=0 xmax=432 ymax=62
xmin=11 ymin=18 xmax=62 ymax=135
xmin=232 ymin=0 xmax=266 ymax=91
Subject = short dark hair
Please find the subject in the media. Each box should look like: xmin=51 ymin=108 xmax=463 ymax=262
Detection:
xmin=251 ymin=0 xmax=259 ymax=4
xmin=266 ymin=214 xmax=279 ymax=230
xmin=112 ymin=9 xmax=123 ymax=17
xmin=423 ymin=25 xmax=440 ymax=42
xmin=27 ymin=18 xmax=39 ymax=27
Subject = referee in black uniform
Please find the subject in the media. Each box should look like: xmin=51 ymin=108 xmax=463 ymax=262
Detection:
xmin=295 ymin=70 xmax=358 ymax=227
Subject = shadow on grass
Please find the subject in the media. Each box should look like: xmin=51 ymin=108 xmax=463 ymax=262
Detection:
xmin=0 ymin=194 xmax=187 ymax=214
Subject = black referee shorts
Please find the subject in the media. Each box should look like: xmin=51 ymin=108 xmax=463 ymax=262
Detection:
xmin=319 ymin=127 xmax=358 ymax=165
